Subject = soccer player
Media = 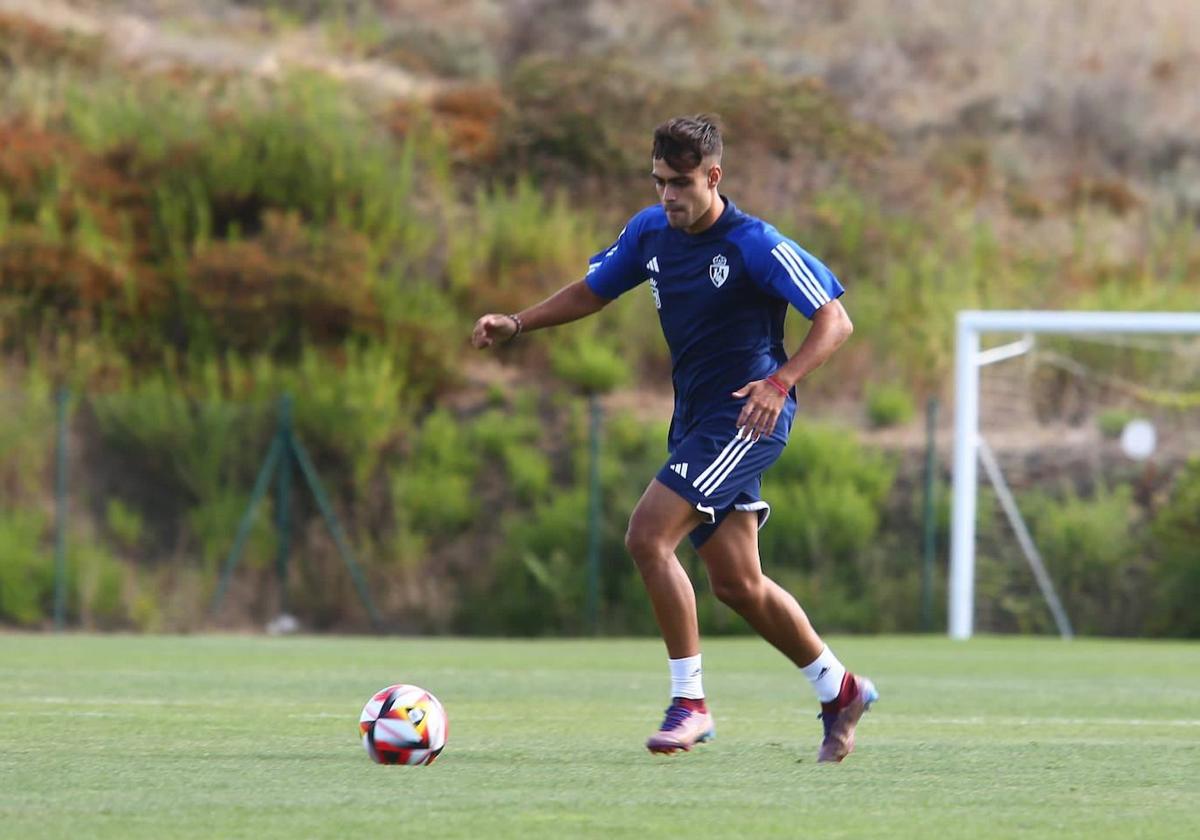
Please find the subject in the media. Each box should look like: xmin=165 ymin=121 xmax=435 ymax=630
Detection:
xmin=471 ymin=115 xmax=877 ymax=762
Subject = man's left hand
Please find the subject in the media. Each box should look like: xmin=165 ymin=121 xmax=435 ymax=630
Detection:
xmin=731 ymin=379 xmax=787 ymax=440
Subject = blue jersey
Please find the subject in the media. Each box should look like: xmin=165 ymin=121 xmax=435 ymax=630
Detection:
xmin=585 ymin=198 xmax=844 ymax=424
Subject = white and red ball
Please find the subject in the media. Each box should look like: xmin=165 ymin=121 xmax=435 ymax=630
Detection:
xmin=359 ymin=684 xmax=447 ymax=766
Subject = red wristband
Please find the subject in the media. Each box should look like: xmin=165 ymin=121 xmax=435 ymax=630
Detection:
xmin=764 ymin=375 xmax=789 ymax=397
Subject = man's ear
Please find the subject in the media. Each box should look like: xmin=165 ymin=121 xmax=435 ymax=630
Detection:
xmin=707 ymin=164 xmax=722 ymax=189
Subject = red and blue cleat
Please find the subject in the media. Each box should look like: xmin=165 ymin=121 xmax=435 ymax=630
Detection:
xmin=817 ymin=672 xmax=878 ymax=763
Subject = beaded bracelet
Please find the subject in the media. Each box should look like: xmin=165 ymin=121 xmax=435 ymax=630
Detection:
xmin=506 ymin=313 xmax=524 ymax=340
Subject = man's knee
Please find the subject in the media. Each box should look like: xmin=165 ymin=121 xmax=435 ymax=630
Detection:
xmin=711 ymin=574 xmax=764 ymax=611
xmin=625 ymin=520 xmax=670 ymax=567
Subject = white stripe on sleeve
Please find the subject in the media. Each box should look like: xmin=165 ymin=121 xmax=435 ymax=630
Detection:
xmin=772 ymin=243 xmax=830 ymax=309
xmin=778 ymin=242 xmax=831 ymax=305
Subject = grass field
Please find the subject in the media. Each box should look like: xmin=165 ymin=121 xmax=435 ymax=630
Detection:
xmin=1 ymin=634 xmax=1197 ymax=839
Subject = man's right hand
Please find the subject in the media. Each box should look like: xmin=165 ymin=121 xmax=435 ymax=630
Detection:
xmin=471 ymin=314 xmax=518 ymax=349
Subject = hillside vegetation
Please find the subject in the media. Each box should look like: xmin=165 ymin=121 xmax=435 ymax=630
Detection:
xmin=1 ymin=1 xmax=1198 ymax=636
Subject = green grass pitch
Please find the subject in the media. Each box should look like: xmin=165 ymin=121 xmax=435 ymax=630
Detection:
xmin=1 ymin=634 xmax=1197 ymax=839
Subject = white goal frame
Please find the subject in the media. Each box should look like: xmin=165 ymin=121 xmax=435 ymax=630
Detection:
xmin=950 ymin=310 xmax=1200 ymax=640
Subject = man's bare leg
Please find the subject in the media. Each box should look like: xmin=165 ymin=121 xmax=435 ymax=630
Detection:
xmin=696 ymin=510 xmax=822 ymax=666
xmin=625 ymin=479 xmax=707 ymax=657
xmin=626 ymin=479 xmax=714 ymax=753
xmin=698 ymin=509 xmax=878 ymax=762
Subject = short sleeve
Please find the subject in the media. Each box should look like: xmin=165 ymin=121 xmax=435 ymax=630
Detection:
xmin=584 ymin=220 xmax=645 ymax=300
xmin=746 ymin=232 xmax=844 ymax=319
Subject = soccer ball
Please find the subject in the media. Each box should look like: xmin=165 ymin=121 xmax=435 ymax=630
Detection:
xmin=359 ymin=684 xmax=448 ymax=766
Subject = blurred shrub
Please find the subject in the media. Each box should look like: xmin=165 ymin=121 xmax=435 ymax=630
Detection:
xmin=500 ymin=56 xmax=662 ymax=182
xmin=757 ymin=423 xmax=896 ymax=630
xmin=188 ymin=212 xmax=377 ymax=357
xmin=457 ymin=488 xmax=591 ymax=635
xmin=1148 ymin=458 xmax=1200 ymax=636
xmin=392 ymin=408 xmax=480 ymax=536
xmin=280 ymin=347 xmax=416 ymax=483
xmin=185 ymin=488 xmax=276 ymax=574
xmin=135 ymin=74 xmax=419 ymax=249
xmin=550 ymin=332 xmax=632 ymax=395
xmin=0 ymin=365 xmax=55 ymax=502
xmin=764 ymin=423 xmax=895 ymax=566
xmin=707 ymin=68 xmax=886 ymax=164
xmin=445 ymin=178 xmax=598 ymax=311
xmin=91 ymin=373 xmax=269 ymax=504
xmin=0 ymin=509 xmax=52 ymax=626
xmin=0 ymin=13 xmax=103 ymax=70
xmin=70 ymin=541 xmax=127 ymax=629
xmin=470 ymin=407 xmax=551 ymax=504
xmin=1097 ymin=408 xmax=1135 ymax=439
xmin=104 ymin=498 xmax=144 ymax=551
xmin=865 ymin=381 xmax=916 ymax=428
xmin=1022 ymin=483 xmax=1144 ymax=635
xmin=390 ymin=84 xmax=507 ymax=164
xmin=0 ymin=123 xmax=159 ymax=343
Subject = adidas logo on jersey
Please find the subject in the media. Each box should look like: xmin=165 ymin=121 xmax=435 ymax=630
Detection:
xmin=646 ymin=256 xmax=660 ymax=272
xmin=669 ymin=462 xmax=689 ymax=479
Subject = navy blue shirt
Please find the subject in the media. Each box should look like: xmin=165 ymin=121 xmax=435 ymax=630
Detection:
xmin=585 ymin=198 xmax=844 ymax=420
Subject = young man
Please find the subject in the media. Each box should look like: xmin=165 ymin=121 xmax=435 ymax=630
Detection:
xmin=471 ymin=115 xmax=877 ymax=762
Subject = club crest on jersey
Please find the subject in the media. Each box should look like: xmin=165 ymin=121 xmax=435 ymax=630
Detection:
xmin=709 ymin=254 xmax=729 ymax=288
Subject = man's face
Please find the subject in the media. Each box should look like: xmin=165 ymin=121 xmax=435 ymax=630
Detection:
xmin=652 ymin=157 xmax=719 ymax=230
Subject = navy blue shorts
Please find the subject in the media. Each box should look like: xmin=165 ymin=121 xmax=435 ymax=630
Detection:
xmin=656 ymin=402 xmax=792 ymax=548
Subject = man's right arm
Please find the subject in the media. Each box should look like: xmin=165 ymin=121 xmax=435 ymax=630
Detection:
xmin=471 ymin=280 xmax=611 ymax=349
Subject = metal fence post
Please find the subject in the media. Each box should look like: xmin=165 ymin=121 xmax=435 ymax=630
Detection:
xmin=54 ymin=388 xmax=69 ymax=631
xmin=586 ymin=393 xmax=603 ymax=635
xmin=921 ymin=395 xmax=939 ymax=632
xmin=274 ymin=395 xmax=294 ymax=616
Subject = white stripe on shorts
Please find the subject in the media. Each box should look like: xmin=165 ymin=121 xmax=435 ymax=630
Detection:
xmin=698 ymin=435 xmax=757 ymax=497
xmin=690 ymin=432 xmax=745 ymax=491
xmin=693 ymin=433 xmax=754 ymax=496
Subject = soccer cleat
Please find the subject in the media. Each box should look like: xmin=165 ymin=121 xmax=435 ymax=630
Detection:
xmin=817 ymin=673 xmax=878 ymax=763
xmin=646 ymin=698 xmax=715 ymax=755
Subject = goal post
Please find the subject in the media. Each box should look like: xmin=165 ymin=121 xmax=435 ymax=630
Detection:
xmin=950 ymin=310 xmax=1200 ymax=640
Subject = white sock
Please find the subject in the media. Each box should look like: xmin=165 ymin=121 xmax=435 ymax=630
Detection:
xmin=668 ymin=654 xmax=705 ymax=699
xmin=800 ymin=646 xmax=847 ymax=703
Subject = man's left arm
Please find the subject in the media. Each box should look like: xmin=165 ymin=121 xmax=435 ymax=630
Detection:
xmin=769 ymin=299 xmax=854 ymax=386
xmin=733 ymin=300 xmax=853 ymax=438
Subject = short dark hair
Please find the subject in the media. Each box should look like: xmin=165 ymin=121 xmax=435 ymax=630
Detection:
xmin=652 ymin=115 xmax=723 ymax=172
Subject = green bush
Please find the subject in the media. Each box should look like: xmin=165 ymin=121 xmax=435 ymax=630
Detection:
xmin=1021 ymin=483 xmax=1144 ymax=635
xmin=186 ymin=488 xmax=277 ymax=574
xmin=91 ymin=373 xmax=270 ymax=503
xmin=763 ymin=427 xmax=897 ymax=564
xmin=104 ymin=498 xmax=144 ymax=551
xmin=865 ymin=382 xmax=916 ymax=428
xmin=457 ymin=489 xmax=590 ymax=635
xmin=1097 ymin=408 xmax=1136 ymax=439
xmin=550 ymin=331 xmax=632 ymax=395
xmin=0 ymin=365 xmax=55 ymax=503
xmin=70 ymin=541 xmax=127 ymax=628
xmin=445 ymin=179 xmax=598 ymax=312
xmin=251 ymin=347 xmax=416 ymax=484
xmin=392 ymin=409 xmax=479 ymax=536
xmin=0 ymin=509 xmax=52 ymax=626
xmin=754 ymin=424 xmax=896 ymax=630
xmin=470 ymin=405 xmax=551 ymax=504
xmin=1149 ymin=458 xmax=1200 ymax=636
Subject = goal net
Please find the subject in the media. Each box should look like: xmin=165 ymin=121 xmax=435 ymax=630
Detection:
xmin=950 ymin=311 xmax=1200 ymax=639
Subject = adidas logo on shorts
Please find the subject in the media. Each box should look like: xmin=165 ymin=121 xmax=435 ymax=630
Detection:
xmin=668 ymin=462 xmax=689 ymax=479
